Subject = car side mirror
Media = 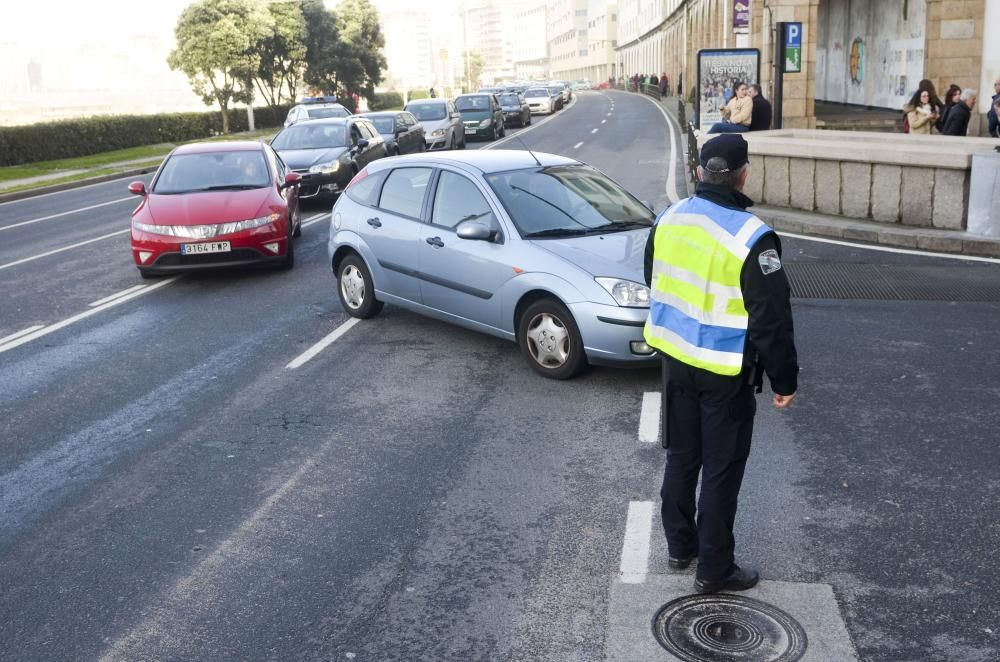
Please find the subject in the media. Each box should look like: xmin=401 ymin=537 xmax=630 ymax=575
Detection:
xmin=456 ymin=220 xmax=494 ymax=241
xmin=282 ymin=172 xmax=301 ymax=189
xmin=356 ymin=138 xmax=370 ymax=149
xmin=128 ymin=181 xmax=146 ymax=196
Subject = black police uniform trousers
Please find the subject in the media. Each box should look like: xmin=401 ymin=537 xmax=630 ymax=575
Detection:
xmin=660 ymin=355 xmax=756 ymax=582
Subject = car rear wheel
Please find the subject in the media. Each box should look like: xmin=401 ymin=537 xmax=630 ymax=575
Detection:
xmin=337 ymin=254 xmax=383 ymax=319
xmin=518 ymin=299 xmax=587 ymax=379
xmin=291 ymin=206 xmax=302 ymax=238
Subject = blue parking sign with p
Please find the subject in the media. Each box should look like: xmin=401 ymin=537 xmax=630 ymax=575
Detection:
xmin=785 ymin=22 xmax=802 ymax=73
xmin=786 ymin=23 xmax=801 ymax=48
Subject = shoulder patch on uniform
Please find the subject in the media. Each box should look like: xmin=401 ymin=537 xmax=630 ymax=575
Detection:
xmin=758 ymin=249 xmax=782 ymax=275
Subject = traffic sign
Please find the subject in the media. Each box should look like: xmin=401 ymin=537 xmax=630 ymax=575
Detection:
xmin=785 ymin=22 xmax=802 ymax=73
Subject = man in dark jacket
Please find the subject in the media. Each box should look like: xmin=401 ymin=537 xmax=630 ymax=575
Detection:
xmin=643 ymin=134 xmax=799 ymax=594
xmin=988 ymin=79 xmax=1000 ymax=138
xmin=942 ymin=88 xmax=977 ymax=136
xmin=748 ymin=84 xmax=772 ymax=131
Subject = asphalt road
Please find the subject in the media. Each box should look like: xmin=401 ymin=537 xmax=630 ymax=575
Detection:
xmin=2 ymin=90 xmax=999 ymax=661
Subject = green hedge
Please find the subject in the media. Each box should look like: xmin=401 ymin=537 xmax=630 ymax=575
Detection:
xmin=406 ymin=89 xmax=430 ymax=101
xmin=0 ymin=104 xmax=291 ymax=167
xmin=368 ymin=92 xmax=404 ymax=111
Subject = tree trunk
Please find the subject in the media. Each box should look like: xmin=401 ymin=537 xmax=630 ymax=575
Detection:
xmin=220 ymin=101 xmax=230 ymax=134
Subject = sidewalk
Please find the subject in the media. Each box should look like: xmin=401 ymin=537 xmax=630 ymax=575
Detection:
xmin=647 ymin=92 xmax=1000 ymax=260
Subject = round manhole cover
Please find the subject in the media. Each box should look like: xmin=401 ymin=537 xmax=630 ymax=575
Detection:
xmin=652 ymin=594 xmax=807 ymax=662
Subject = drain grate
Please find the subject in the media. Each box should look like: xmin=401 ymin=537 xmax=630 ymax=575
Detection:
xmin=784 ymin=263 xmax=1000 ymax=302
xmin=652 ymin=594 xmax=807 ymax=662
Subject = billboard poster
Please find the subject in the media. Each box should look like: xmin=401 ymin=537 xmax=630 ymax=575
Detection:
xmin=733 ymin=1 xmax=751 ymax=33
xmin=696 ymin=49 xmax=760 ymax=133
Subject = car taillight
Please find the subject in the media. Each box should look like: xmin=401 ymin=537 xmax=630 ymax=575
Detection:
xmin=346 ymin=168 xmax=368 ymax=189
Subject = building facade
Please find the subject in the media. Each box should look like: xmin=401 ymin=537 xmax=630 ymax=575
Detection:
xmin=379 ymin=6 xmax=436 ymax=91
xmin=581 ymin=0 xmax=618 ymax=83
xmin=547 ymin=0 xmax=590 ymax=80
xmin=513 ymin=3 xmax=550 ymax=80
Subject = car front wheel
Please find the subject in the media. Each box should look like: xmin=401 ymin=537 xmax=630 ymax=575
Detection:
xmin=337 ymin=254 xmax=383 ymax=319
xmin=518 ymin=299 xmax=587 ymax=379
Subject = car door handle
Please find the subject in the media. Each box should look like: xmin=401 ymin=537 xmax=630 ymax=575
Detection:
xmin=367 ymin=217 xmax=382 ymax=228
xmin=425 ymin=236 xmax=444 ymax=248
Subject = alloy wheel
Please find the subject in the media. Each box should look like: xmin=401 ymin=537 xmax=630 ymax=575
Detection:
xmin=340 ymin=264 xmax=366 ymax=310
xmin=526 ymin=312 xmax=570 ymax=368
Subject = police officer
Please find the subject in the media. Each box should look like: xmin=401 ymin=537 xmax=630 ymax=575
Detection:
xmin=643 ymin=134 xmax=798 ymax=594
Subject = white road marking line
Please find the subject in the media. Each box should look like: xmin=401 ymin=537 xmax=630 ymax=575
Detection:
xmin=573 ymin=142 xmax=584 ymax=149
xmin=639 ymin=392 xmax=661 ymax=443
xmin=631 ymin=92 xmax=682 ymax=204
xmin=591 ymin=128 xmax=599 ymax=134
xmin=482 ymin=96 xmax=578 ymax=150
xmin=301 ymin=212 xmax=330 ymax=228
xmin=0 ymin=197 xmax=135 ymax=232
xmin=778 ymin=230 xmax=1000 ymax=264
xmin=0 ymin=325 xmax=44 ymax=345
xmin=0 ymin=229 xmax=129 ymax=271
xmin=0 ymin=174 xmax=147 ymax=208
xmin=601 ymin=119 xmax=607 ymax=124
xmin=286 ymin=317 xmax=360 ymax=369
xmin=88 ymin=284 xmax=148 ymax=307
xmin=619 ymin=501 xmax=654 ymax=584
xmin=0 ymin=276 xmax=180 ymax=355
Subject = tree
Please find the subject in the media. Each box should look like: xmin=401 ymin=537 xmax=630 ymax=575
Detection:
xmin=302 ymin=0 xmax=385 ymax=108
xmin=168 ymin=0 xmax=272 ymax=134
xmin=462 ymin=51 xmax=484 ymax=91
xmin=253 ymin=0 xmax=307 ymax=112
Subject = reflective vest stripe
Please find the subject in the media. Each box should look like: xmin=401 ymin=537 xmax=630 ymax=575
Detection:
xmin=650 ymin=287 xmax=749 ymax=329
xmin=653 ymin=225 xmax=745 ymax=286
xmin=668 ymin=212 xmax=758 ymax=260
xmin=651 ymin=258 xmax=744 ymax=305
xmin=647 ymin=300 xmax=748 ymax=354
xmin=644 ymin=322 xmax=746 ymax=372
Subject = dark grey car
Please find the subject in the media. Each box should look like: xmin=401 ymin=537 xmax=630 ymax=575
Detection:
xmin=361 ymin=111 xmax=426 ymax=156
xmin=497 ymin=92 xmax=531 ymax=128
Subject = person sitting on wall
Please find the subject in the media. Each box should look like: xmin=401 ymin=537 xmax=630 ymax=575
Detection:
xmin=708 ymin=82 xmax=753 ymax=134
xmin=748 ymin=84 xmax=772 ymax=131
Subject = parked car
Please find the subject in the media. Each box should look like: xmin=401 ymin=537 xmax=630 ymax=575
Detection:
xmin=454 ymin=93 xmax=506 ymax=141
xmin=361 ymin=111 xmax=426 ymax=155
xmin=546 ymin=86 xmax=565 ymax=111
xmin=270 ymin=117 xmax=387 ymax=200
xmin=497 ymin=92 xmax=531 ymax=128
xmin=525 ymin=87 xmax=554 ymax=114
xmin=405 ymin=99 xmax=465 ymax=150
xmin=575 ymin=79 xmax=592 ymax=90
xmin=551 ymin=81 xmax=573 ymax=103
xmin=128 ymin=141 xmax=302 ymax=277
xmin=284 ymin=96 xmax=351 ymax=126
xmin=327 ymin=150 xmax=657 ymax=379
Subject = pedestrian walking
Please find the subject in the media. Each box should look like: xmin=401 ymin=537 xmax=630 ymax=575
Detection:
xmin=708 ymin=82 xmax=753 ymax=133
xmin=938 ymin=84 xmax=962 ymax=133
xmin=747 ymin=84 xmax=772 ymax=131
xmin=988 ymin=78 xmax=1000 ymax=138
xmin=651 ymin=74 xmax=660 ymax=87
xmin=942 ymin=88 xmax=977 ymax=136
xmin=660 ymin=74 xmax=669 ymax=97
xmin=678 ymin=73 xmax=683 ymax=98
xmin=903 ymin=89 xmax=939 ymax=135
xmin=644 ymin=134 xmax=798 ymax=594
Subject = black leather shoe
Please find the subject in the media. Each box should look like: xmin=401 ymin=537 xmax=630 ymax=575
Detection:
xmin=694 ymin=565 xmax=759 ymax=593
xmin=668 ymin=554 xmax=697 ymax=570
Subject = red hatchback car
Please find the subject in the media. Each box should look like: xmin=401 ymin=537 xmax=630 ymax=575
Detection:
xmin=128 ymin=141 xmax=302 ymax=277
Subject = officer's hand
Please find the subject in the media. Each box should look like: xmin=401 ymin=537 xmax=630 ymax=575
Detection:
xmin=773 ymin=392 xmax=796 ymax=409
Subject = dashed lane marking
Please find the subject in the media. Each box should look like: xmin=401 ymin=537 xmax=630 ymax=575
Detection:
xmin=601 ymin=119 xmax=607 ymax=124
xmin=0 ymin=229 xmax=130 ymax=271
xmin=573 ymin=142 xmax=584 ymax=149
xmin=638 ymin=392 xmax=660 ymax=443
xmin=619 ymin=501 xmax=654 ymax=584
xmin=481 ymin=96 xmax=578 ymax=151
xmin=0 ymin=197 xmax=135 ymax=232
xmin=592 ymin=128 xmax=599 ymax=134
xmin=0 ymin=276 xmax=181 ymax=355
xmin=627 ymin=91 xmax=682 ymax=204
xmin=286 ymin=317 xmax=360 ymax=369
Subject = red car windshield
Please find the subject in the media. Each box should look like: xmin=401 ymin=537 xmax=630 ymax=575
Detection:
xmin=153 ymin=151 xmax=271 ymax=194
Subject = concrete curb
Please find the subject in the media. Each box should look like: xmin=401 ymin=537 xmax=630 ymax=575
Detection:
xmin=0 ymin=165 xmax=159 ymax=204
xmin=757 ymin=204 xmax=1000 ymax=259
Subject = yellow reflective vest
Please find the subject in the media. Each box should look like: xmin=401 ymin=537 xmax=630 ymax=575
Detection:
xmin=643 ymin=196 xmax=772 ymax=376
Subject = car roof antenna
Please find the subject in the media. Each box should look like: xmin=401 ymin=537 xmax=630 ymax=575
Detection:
xmin=512 ymin=133 xmax=542 ymax=167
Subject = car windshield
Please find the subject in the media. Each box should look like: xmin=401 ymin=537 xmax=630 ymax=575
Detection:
xmin=271 ymin=123 xmax=346 ymax=150
xmin=525 ymin=88 xmax=548 ymax=98
xmin=307 ymin=106 xmax=348 ymax=119
xmin=455 ymin=96 xmax=490 ymax=112
xmin=498 ymin=94 xmax=520 ymax=105
xmin=485 ymin=166 xmax=654 ymax=237
xmin=547 ymin=87 xmax=562 ymax=94
xmin=153 ymin=151 xmax=270 ymax=194
xmin=371 ymin=118 xmax=395 ymax=134
xmin=407 ymin=103 xmax=447 ymax=121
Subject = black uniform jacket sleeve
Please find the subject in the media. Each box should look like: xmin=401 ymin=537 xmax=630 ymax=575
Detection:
xmin=740 ymin=233 xmax=799 ymax=395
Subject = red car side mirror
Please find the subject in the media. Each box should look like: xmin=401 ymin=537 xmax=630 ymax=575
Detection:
xmin=283 ymin=172 xmax=301 ymax=189
xmin=128 ymin=181 xmax=146 ymax=196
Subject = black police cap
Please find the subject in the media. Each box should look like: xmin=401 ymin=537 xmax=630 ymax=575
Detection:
xmin=699 ymin=134 xmax=750 ymax=173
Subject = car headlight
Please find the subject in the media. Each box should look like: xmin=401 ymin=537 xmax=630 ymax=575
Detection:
xmin=595 ymin=277 xmax=650 ymax=308
xmin=431 ymin=128 xmax=446 ymax=137
xmin=309 ymin=161 xmax=340 ymax=174
xmin=133 ymin=213 xmax=280 ymax=238
xmin=479 ymin=118 xmax=492 ymax=127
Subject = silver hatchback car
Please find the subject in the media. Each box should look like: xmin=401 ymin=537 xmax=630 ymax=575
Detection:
xmin=327 ymin=150 xmax=657 ymax=378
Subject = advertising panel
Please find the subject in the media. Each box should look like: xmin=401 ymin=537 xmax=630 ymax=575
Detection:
xmin=696 ymin=49 xmax=760 ymax=133
xmin=733 ymin=1 xmax=751 ymax=33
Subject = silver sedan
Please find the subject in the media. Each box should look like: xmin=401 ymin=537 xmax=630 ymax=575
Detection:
xmin=327 ymin=150 xmax=656 ymax=379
